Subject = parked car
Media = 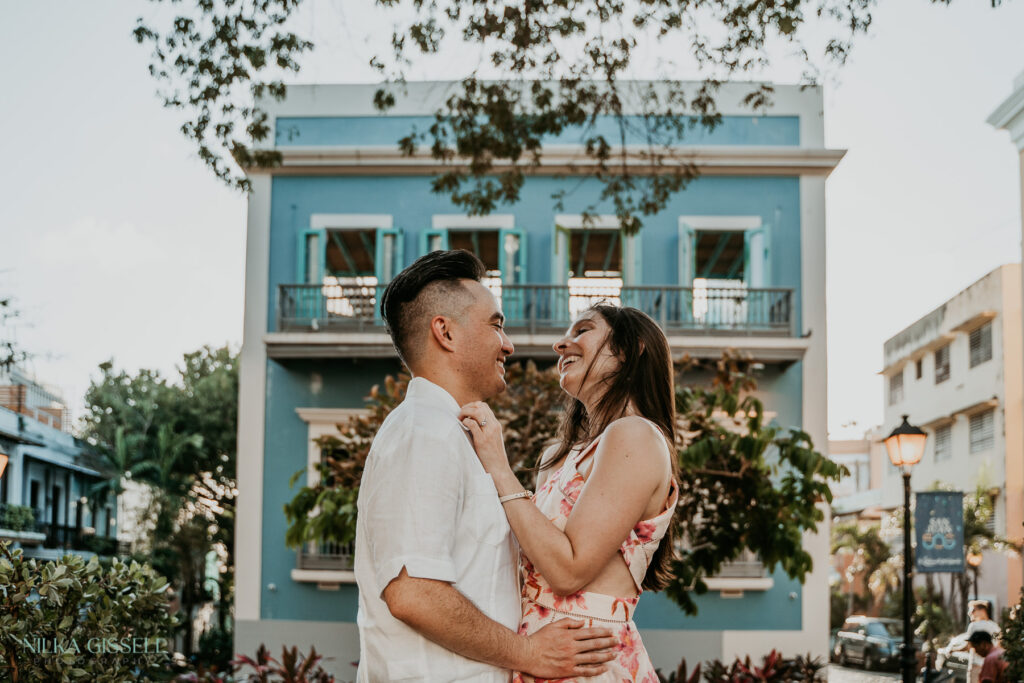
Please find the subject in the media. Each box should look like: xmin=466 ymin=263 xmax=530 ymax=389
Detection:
xmin=833 ymin=616 xmax=923 ymax=671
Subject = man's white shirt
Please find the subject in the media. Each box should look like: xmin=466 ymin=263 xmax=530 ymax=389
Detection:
xmin=355 ymin=377 xmax=521 ymax=682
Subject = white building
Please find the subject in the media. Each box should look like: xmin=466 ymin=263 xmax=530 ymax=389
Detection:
xmin=879 ymin=264 xmax=1023 ymax=614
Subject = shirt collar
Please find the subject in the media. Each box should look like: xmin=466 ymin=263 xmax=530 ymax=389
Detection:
xmin=406 ymin=377 xmax=461 ymax=417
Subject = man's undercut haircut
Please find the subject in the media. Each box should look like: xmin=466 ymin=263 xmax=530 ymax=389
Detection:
xmin=380 ymin=249 xmax=487 ymax=366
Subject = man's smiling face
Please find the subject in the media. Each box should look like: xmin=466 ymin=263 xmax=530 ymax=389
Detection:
xmin=455 ymin=280 xmax=514 ymax=400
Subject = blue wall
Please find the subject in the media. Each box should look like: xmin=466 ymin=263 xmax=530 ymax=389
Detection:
xmin=260 ymin=357 xmax=402 ymax=621
xmin=267 ymin=174 xmax=802 ymax=332
xmin=260 ymin=358 xmax=806 ymax=627
xmin=275 ymin=115 xmax=800 ymax=148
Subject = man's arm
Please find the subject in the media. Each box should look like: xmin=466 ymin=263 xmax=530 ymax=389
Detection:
xmin=383 ymin=567 xmax=616 ymax=679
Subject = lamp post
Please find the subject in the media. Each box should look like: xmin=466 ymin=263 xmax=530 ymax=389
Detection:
xmin=966 ymin=551 xmax=983 ymax=600
xmin=885 ymin=414 xmax=928 ymax=683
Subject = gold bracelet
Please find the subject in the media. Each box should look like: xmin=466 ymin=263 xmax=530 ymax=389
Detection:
xmin=498 ymin=491 xmax=532 ymax=504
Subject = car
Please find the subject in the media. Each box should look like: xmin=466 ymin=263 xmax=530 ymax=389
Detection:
xmin=832 ymin=616 xmax=922 ymax=671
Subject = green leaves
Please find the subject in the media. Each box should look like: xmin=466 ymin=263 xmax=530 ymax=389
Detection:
xmin=0 ymin=541 xmax=176 ymax=681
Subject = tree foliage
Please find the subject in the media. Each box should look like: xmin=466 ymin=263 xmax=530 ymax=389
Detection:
xmin=284 ymin=353 xmax=846 ymax=615
xmin=80 ymin=345 xmax=238 ymax=659
xmin=0 ymin=542 xmax=176 ymax=682
xmin=135 ymin=0 xmax=1003 ymax=233
xmin=0 ymin=297 xmax=27 ymax=372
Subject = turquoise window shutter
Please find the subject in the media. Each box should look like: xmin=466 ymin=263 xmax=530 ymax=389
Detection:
xmin=498 ymin=228 xmax=527 ymax=284
xmin=677 ymin=223 xmax=695 ymax=286
xmin=499 ymin=228 xmax=527 ymax=324
xmin=375 ymin=228 xmax=404 ymax=283
xmin=296 ymin=228 xmax=325 ymax=283
xmin=622 ymin=230 xmax=642 ymax=286
xmin=746 ymin=224 xmax=770 ymax=288
xmin=551 ymin=224 xmax=569 ymax=285
xmin=421 ymin=229 xmax=449 ymax=255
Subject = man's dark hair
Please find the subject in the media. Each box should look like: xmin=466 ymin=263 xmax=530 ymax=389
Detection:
xmin=380 ymin=249 xmax=487 ymax=366
xmin=969 ymin=630 xmax=994 ymax=646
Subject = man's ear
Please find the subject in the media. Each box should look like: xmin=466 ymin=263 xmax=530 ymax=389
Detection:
xmin=429 ymin=315 xmax=457 ymax=353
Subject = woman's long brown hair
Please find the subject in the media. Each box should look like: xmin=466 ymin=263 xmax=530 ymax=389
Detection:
xmin=542 ymin=303 xmax=679 ymax=591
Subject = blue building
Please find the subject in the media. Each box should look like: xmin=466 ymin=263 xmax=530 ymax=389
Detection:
xmin=0 ymin=368 xmax=119 ymax=560
xmin=234 ymin=81 xmax=843 ymax=677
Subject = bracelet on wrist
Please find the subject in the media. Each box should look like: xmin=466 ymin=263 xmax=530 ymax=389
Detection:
xmin=498 ymin=491 xmax=532 ymax=504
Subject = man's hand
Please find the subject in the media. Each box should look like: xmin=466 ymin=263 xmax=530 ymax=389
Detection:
xmin=521 ymin=618 xmax=618 ymax=678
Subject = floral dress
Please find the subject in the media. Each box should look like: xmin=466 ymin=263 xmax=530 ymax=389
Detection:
xmin=513 ymin=425 xmax=679 ymax=683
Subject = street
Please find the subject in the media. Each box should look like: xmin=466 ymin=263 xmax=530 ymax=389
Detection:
xmin=825 ymin=664 xmax=901 ymax=682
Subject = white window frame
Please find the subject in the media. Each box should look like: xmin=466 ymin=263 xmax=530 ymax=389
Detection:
xmin=888 ymin=369 xmax=904 ymax=406
xmin=552 ymin=214 xmax=640 ymax=286
xmin=677 ymin=215 xmax=766 ymax=287
xmin=291 ymin=407 xmax=370 ymax=586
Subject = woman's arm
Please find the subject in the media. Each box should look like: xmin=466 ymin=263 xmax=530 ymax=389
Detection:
xmin=460 ymin=407 xmax=669 ymax=595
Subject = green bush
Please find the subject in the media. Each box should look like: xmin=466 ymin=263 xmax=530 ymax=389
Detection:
xmin=663 ymin=651 xmax=825 ymax=682
xmin=0 ymin=504 xmax=37 ymax=532
xmin=0 ymin=540 xmax=177 ymax=682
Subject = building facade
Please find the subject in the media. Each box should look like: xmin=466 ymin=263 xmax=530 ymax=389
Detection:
xmin=233 ymin=81 xmax=844 ymax=676
xmin=0 ymin=368 xmax=120 ymax=560
xmin=879 ymin=264 xmax=1024 ymax=614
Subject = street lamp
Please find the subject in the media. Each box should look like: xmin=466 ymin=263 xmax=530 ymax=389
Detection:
xmin=966 ymin=551 xmax=983 ymax=600
xmin=885 ymin=414 xmax=927 ymax=683
xmin=0 ymin=452 xmax=7 ymax=480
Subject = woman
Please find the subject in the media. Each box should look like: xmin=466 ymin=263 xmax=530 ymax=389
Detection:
xmin=460 ymin=303 xmax=679 ymax=682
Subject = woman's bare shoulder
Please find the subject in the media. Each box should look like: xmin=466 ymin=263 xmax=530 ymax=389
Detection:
xmin=535 ymin=442 xmax=563 ymax=489
xmin=598 ymin=416 xmax=672 ymax=463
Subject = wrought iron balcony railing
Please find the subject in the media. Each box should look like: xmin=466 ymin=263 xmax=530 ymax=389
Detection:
xmin=297 ymin=539 xmax=354 ymax=571
xmin=278 ymin=282 xmax=795 ymax=336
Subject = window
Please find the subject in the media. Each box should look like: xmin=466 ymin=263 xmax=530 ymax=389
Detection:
xmin=969 ymin=323 xmax=993 ymax=368
xmin=564 ymin=229 xmax=624 ymax=316
xmin=933 ymin=424 xmax=952 ymax=461
xmin=297 ymin=216 xmax=403 ymax=326
xmin=935 ymin=345 xmax=951 ymax=384
xmin=915 ymin=359 xmax=923 ymax=380
xmin=969 ymin=409 xmax=995 ymax=454
xmin=888 ymin=370 xmax=904 ymax=406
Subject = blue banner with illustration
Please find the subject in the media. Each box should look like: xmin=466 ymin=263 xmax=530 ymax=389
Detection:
xmin=915 ymin=491 xmax=965 ymax=573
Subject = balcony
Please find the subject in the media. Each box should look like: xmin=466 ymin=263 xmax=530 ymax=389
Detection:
xmin=270 ymin=282 xmax=805 ymax=362
xmin=291 ymin=540 xmax=355 ymax=586
xmin=279 ymin=282 xmax=794 ymax=332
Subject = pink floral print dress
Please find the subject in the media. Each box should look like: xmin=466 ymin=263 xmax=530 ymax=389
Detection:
xmin=513 ymin=424 xmax=679 ymax=683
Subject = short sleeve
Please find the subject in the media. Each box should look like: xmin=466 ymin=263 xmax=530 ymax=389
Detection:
xmin=361 ymin=426 xmax=463 ymax=593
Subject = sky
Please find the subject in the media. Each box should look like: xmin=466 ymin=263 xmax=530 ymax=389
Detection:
xmin=0 ymin=0 xmax=1022 ymax=438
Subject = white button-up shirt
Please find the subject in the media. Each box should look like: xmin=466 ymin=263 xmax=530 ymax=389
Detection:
xmin=355 ymin=377 xmax=520 ymax=682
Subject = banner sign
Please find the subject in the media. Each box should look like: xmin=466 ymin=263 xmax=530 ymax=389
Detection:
xmin=914 ymin=491 xmax=965 ymax=574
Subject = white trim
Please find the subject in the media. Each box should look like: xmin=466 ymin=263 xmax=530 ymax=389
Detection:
xmin=431 ymin=214 xmax=515 ymax=230
xmin=290 ymin=568 xmax=357 ymax=584
xmin=255 ymin=146 xmax=845 ymax=177
xmin=678 ymin=215 xmax=762 ymax=231
xmin=235 ymin=174 xmax=273 ymax=622
xmin=310 ymin=214 xmax=393 ymax=230
xmin=798 ymin=174 xmax=830 ymax=661
xmin=554 ymin=214 xmax=623 ymax=230
xmin=295 ymin=407 xmax=371 ymax=485
xmin=703 ymin=577 xmax=775 ymax=591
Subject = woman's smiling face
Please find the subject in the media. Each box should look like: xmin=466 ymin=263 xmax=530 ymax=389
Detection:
xmin=553 ymin=311 xmax=620 ymax=404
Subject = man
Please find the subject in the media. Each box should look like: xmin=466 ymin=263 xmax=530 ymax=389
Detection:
xmin=355 ymin=250 xmax=616 ymax=681
xmin=965 ymin=600 xmax=1001 ymax=683
xmin=968 ymin=630 xmax=1006 ymax=683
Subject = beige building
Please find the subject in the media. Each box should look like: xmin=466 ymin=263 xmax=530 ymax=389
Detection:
xmin=880 ymin=264 xmax=1023 ymax=613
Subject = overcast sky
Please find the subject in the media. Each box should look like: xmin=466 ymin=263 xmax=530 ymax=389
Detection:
xmin=1 ymin=0 xmax=1021 ymax=439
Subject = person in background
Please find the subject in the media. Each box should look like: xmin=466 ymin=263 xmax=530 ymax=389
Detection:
xmin=968 ymin=630 xmax=1006 ymax=683
xmin=965 ymin=599 xmax=1002 ymax=683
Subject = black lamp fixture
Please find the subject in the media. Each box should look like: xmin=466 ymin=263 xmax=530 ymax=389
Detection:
xmin=884 ymin=415 xmax=927 ymax=683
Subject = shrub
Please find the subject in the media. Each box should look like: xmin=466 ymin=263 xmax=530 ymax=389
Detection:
xmin=0 ymin=504 xmax=37 ymax=532
xmin=664 ymin=651 xmax=825 ymax=682
xmin=0 ymin=540 xmax=176 ymax=682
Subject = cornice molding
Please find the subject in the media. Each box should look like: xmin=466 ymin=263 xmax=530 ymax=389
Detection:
xmin=247 ymin=145 xmax=846 ymax=178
